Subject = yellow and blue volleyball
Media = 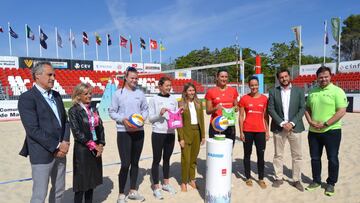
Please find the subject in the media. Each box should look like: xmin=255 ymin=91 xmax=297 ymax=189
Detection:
xmin=211 ymin=116 xmax=229 ymax=132
xmin=128 ymin=113 xmax=144 ymax=128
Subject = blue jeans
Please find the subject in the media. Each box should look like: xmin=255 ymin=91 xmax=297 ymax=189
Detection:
xmin=308 ymin=129 xmax=341 ymax=186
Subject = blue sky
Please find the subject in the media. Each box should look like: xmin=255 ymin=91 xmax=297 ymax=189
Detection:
xmin=0 ymin=0 xmax=358 ymax=64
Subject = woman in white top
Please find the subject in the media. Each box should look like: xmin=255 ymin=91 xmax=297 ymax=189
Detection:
xmin=148 ymin=76 xmax=179 ymax=199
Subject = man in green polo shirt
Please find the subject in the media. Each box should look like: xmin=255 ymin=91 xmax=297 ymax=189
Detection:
xmin=304 ymin=66 xmax=347 ymax=196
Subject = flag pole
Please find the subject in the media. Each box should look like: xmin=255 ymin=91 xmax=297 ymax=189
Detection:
xmin=129 ymin=35 xmax=132 ymax=62
xmin=55 ymin=27 xmax=59 ymax=59
xmin=70 ymin=29 xmax=73 ymax=59
xmin=8 ymin=22 xmax=13 ymax=56
xmin=299 ymin=26 xmax=302 ymax=71
xmin=159 ymin=40 xmax=162 ymax=64
xmin=337 ymin=17 xmax=341 ymax=73
xmin=149 ymin=38 xmax=152 ymax=63
xmin=107 ymin=34 xmax=110 ymax=61
xmin=83 ymin=34 xmax=86 ymax=60
xmin=39 ymin=25 xmax=42 ymax=57
xmin=25 ymin=24 xmax=29 ymax=57
xmin=140 ymin=46 xmax=143 ymax=63
xmin=323 ymin=20 xmax=327 ymax=64
xmin=95 ymin=33 xmax=99 ymax=61
xmin=83 ymin=38 xmax=85 ymax=60
xmin=119 ymin=35 xmax=122 ymax=62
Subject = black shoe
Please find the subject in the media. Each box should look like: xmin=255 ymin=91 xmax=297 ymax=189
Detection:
xmin=292 ymin=181 xmax=304 ymax=192
xmin=272 ymin=179 xmax=284 ymax=188
xmin=325 ymin=184 xmax=335 ymax=196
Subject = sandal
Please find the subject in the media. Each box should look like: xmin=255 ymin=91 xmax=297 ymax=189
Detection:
xmin=258 ymin=180 xmax=267 ymax=189
xmin=245 ymin=179 xmax=253 ymax=187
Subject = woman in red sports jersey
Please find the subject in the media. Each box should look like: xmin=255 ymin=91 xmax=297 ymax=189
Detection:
xmin=205 ymin=68 xmax=239 ymax=145
xmin=238 ymin=76 xmax=270 ymax=189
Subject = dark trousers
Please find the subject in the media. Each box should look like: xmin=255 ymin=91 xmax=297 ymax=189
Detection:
xmin=243 ymin=132 xmax=266 ymax=180
xmin=117 ymin=131 xmax=144 ymax=193
xmin=308 ymin=129 xmax=341 ymax=186
xmin=74 ymin=189 xmax=93 ymax=203
xmin=151 ymin=132 xmax=175 ymax=184
xmin=209 ymin=124 xmax=236 ymax=145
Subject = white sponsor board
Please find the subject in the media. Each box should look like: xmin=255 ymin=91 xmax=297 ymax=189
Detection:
xmin=206 ymin=138 xmax=232 ymax=203
xmin=300 ymin=60 xmax=360 ymax=75
xmin=93 ymin=61 xmax=161 ymax=73
xmin=0 ymin=100 xmax=20 ymax=121
xmin=300 ymin=63 xmax=336 ymax=75
xmin=175 ymin=70 xmax=191 ymax=79
xmin=0 ymin=56 xmax=19 ymax=69
xmin=93 ymin=61 xmax=124 ymax=72
xmin=338 ymin=60 xmax=360 ymax=73
xmin=143 ymin=63 xmax=161 ymax=72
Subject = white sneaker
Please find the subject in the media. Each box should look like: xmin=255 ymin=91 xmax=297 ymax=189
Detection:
xmin=162 ymin=184 xmax=177 ymax=195
xmin=153 ymin=188 xmax=164 ymax=200
xmin=127 ymin=191 xmax=145 ymax=202
xmin=117 ymin=194 xmax=127 ymax=203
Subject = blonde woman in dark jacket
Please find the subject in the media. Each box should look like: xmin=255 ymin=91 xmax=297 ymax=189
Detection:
xmin=68 ymin=83 xmax=105 ymax=203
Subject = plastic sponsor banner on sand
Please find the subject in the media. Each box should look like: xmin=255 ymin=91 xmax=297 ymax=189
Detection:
xmin=0 ymin=100 xmax=20 ymax=121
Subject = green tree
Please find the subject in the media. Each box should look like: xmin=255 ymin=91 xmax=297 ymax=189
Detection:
xmin=334 ymin=14 xmax=360 ymax=60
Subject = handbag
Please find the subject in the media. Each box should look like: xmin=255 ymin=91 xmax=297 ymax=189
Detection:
xmin=167 ymin=109 xmax=183 ymax=129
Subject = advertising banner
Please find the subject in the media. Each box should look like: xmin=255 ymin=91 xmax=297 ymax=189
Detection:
xmin=93 ymin=61 xmax=124 ymax=72
xmin=19 ymin=57 xmax=70 ymax=69
xmin=174 ymin=70 xmax=191 ymax=79
xmin=0 ymin=100 xmax=20 ymax=121
xmin=143 ymin=63 xmax=161 ymax=73
xmin=123 ymin=62 xmax=144 ymax=72
xmin=0 ymin=56 xmax=19 ymax=69
xmin=338 ymin=60 xmax=360 ymax=73
xmin=70 ymin=60 xmax=93 ymax=70
xmin=300 ymin=60 xmax=360 ymax=75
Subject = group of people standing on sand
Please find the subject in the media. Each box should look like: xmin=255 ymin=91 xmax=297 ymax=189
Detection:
xmin=18 ymin=61 xmax=346 ymax=203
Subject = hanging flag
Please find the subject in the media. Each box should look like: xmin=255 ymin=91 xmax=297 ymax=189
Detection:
xmin=69 ymin=31 xmax=76 ymax=48
xmin=0 ymin=26 xmax=3 ymax=33
xmin=83 ymin=32 xmax=89 ymax=45
xmin=324 ymin=21 xmax=329 ymax=45
xmin=120 ymin=36 xmax=127 ymax=48
xmin=150 ymin=39 xmax=158 ymax=50
xmin=160 ymin=42 xmax=166 ymax=51
xmin=40 ymin=29 xmax=48 ymax=49
xmin=107 ymin=34 xmax=112 ymax=46
xmin=26 ymin=25 xmax=35 ymax=40
xmin=9 ymin=26 xmax=18 ymax=38
xmin=291 ymin=26 xmax=302 ymax=47
xmin=140 ymin=38 xmax=146 ymax=49
xmin=95 ymin=33 xmax=102 ymax=45
xmin=57 ymin=30 xmax=63 ymax=48
xmin=331 ymin=17 xmax=341 ymax=43
xmin=129 ymin=38 xmax=133 ymax=54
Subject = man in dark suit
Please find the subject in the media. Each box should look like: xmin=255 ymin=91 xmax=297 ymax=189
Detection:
xmin=268 ymin=68 xmax=305 ymax=191
xmin=18 ymin=61 xmax=70 ymax=203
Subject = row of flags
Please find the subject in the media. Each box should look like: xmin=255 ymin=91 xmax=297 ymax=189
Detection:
xmin=1 ymin=23 xmax=166 ymax=62
xmin=291 ymin=17 xmax=342 ymax=69
xmin=1 ymin=25 xmax=165 ymax=50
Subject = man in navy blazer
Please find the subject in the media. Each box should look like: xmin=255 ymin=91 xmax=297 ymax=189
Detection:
xmin=18 ymin=61 xmax=70 ymax=203
xmin=268 ymin=68 xmax=306 ymax=191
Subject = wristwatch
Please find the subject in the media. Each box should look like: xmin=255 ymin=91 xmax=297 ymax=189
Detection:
xmin=324 ymin=121 xmax=329 ymax=127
